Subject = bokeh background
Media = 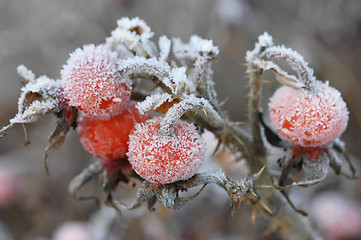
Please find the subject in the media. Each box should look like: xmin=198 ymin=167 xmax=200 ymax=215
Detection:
xmin=0 ymin=0 xmax=361 ymax=239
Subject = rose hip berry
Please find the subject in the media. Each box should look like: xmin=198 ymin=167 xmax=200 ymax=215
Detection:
xmin=61 ymin=44 xmax=132 ymax=120
xmin=77 ymin=101 xmax=150 ymax=161
xmin=127 ymin=117 xmax=206 ymax=184
xmin=268 ymin=81 xmax=348 ymax=147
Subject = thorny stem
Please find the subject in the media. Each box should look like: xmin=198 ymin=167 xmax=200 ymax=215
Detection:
xmin=192 ymin=63 xmax=320 ymax=239
xmin=248 ymin=65 xmax=265 ymax=157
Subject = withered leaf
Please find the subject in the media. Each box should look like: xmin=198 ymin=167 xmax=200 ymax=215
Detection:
xmin=43 ymin=108 xmax=78 ymax=174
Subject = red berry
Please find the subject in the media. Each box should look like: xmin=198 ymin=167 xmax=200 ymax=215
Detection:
xmin=268 ymin=81 xmax=348 ymax=147
xmin=127 ymin=117 xmax=206 ymax=184
xmin=77 ymin=101 xmax=150 ymax=161
xmin=61 ymin=44 xmax=132 ymax=120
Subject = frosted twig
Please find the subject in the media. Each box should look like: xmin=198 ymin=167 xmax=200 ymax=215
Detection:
xmin=159 ymin=95 xmax=224 ymax=137
xmin=112 ymin=170 xmax=255 ymax=211
xmin=117 ymin=56 xmax=190 ymax=94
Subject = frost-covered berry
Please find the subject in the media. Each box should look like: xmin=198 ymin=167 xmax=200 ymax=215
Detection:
xmin=127 ymin=117 xmax=206 ymax=184
xmin=77 ymin=101 xmax=150 ymax=161
xmin=61 ymin=44 xmax=132 ymax=120
xmin=268 ymin=81 xmax=348 ymax=147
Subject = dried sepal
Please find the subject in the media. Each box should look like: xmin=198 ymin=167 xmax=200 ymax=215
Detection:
xmin=1 ymin=68 xmax=61 ymax=139
xmin=261 ymin=46 xmax=316 ymax=89
xmin=158 ymin=35 xmax=171 ymax=61
xmin=246 ymin=32 xmax=316 ymax=91
xmin=106 ymin=17 xmax=156 ymax=57
xmin=252 ymin=59 xmax=305 ymax=89
xmin=329 ymin=139 xmax=357 ymax=179
xmin=17 ymin=65 xmax=35 ymax=83
xmin=292 ymin=152 xmax=329 ymax=187
xmin=172 ymin=35 xmax=219 ymax=63
xmin=68 ymin=161 xmax=104 ymax=202
xmin=172 ymin=35 xmax=218 ymax=103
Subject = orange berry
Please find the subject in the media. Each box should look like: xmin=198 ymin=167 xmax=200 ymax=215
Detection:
xmin=268 ymin=81 xmax=348 ymax=147
xmin=77 ymin=101 xmax=150 ymax=161
xmin=127 ymin=117 xmax=206 ymax=184
xmin=61 ymin=44 xmax=132 ymax=120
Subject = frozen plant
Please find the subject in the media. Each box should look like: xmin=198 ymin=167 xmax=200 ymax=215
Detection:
xmin=0 ymin=17 xmax=356 ymax=240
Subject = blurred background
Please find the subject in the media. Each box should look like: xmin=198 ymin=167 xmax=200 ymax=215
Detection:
xmin=0 ymin=0 xmax=361 ymax=239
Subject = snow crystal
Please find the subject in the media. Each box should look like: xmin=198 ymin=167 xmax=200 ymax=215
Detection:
xmin=61 ymin=44 xmax=132 ymax=120
xmin=127 ymin=117 xmax=206 ymax=184
xmin=268 ymin=80 xmax=349 ymax=147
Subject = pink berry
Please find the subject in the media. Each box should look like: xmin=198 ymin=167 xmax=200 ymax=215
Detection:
xmin=0 ymin=167 xmax=18 ymax=207
xmin=53 ymin=223 xmax=90 ymax=240
xmin=77 ymin=101 xmax=150 ymax=161
xmin=309 ymin=192 xmax=361 ymax=240
xmin=268 ymin=81 xmax=348 ymax=147
xmin=61 ymin=44 xmax=132 ymax=120
xmin=127 ymin=117 xmax=206 ymax=184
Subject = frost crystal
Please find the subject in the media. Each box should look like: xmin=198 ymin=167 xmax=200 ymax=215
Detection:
xmin=127 ymin=117 xmax=206 ymax=184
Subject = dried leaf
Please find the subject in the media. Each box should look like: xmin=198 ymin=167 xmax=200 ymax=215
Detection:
xmin=43 ymin=108 xmax=78 ymax=174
